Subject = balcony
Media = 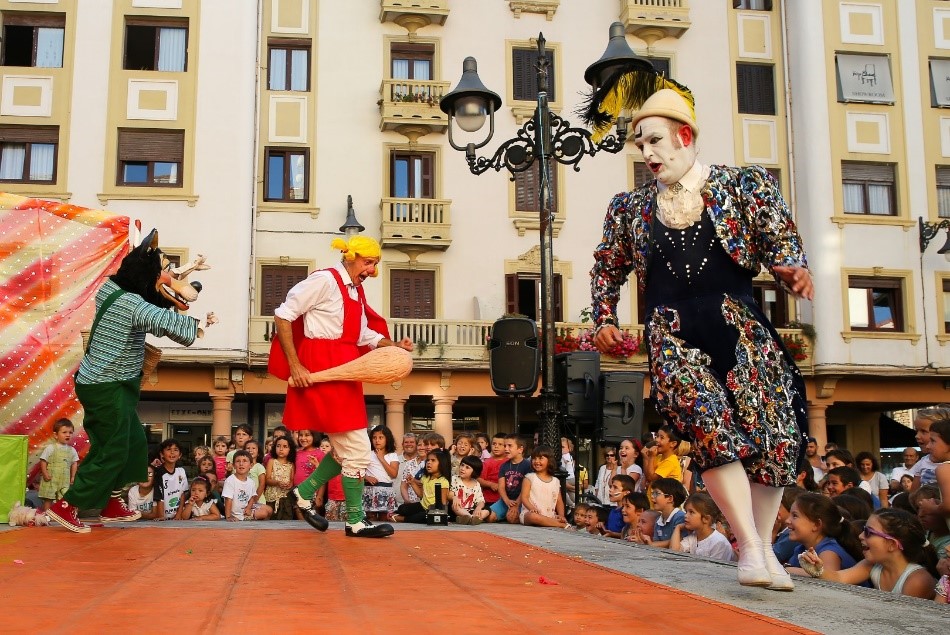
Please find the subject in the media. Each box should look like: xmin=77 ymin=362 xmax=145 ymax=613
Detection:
xmin=247 ymin=318 xmax=812 ymax=374
xmin=620 ymin=0 xmax=692 ymax=47
xmin=380 ymin=0 xmax=449 ymax=33
xmin=380 ymin=197 xmax=452 ymax=255
xmin=379 ymin=79 xmax=451 ymax=140
xmin=509 ymin=0 xmax=560 ymax=21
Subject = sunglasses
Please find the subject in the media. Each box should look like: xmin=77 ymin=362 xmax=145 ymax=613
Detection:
xmin=605 ymin=453 xmax=617 ymax=458
xmin=861 ymin=524 xmax=903 ymax=551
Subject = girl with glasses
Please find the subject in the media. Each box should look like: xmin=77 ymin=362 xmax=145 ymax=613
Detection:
xmin=798 ymin=508 xmax=938 ymax=599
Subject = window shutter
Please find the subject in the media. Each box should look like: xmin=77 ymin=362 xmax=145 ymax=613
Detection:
xmin=552 ymin=273 xmax=563 ymax=322
xmin=736 ymin=63 xmax=775 ymax=115
xmin=0 ymin=125 xmax=58 ymax=143
xmin=118 ymin=129 xmax=184 ymax=162
xmin=261 ymin=265 xmax=308 ymax=316
xmin=512 ymin=49 xmax=554 ymax=101
xmin=633 ymin=161 xmax=653 ymax=187
xmin=515 ymin=162 xmax=557 ymax=212
xmin=420 ymin=154 xmax=433 ymax=198
xmin=842 ymin=162 xmax=894 ymax=183
xmin=505 ymin=273 xmax=518 ymax=315
xmin=937 ymin=166 xmax=950 ymax=188
xmin=3 ymin=14 xmax=65 ymax=27
xmin=391 ymin=270 xmax=434 ymax=319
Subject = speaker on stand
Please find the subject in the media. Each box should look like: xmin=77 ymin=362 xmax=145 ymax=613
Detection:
xmin=488 ymin=317 xmax=541 ymax=433
xmin=599 ymin=371 xmax=645 ymax=444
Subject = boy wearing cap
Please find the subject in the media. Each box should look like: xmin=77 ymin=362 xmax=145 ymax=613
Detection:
xmin=588 ymin=82 xmax=812 ymax=590
xmin=271 ymin=236 xmax=413 ymax=538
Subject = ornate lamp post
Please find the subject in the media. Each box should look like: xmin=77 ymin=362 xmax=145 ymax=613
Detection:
xmin=440 ymin=23 xmax=654 ymax=448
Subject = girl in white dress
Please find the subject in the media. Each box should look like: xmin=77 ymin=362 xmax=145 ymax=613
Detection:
xmin=520 ymin=445 xmax=571 ymax=529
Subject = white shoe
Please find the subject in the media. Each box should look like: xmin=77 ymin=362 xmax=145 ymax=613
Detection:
xmin=736 ymin=540 xmax=772 ymax=587
xmin=763 ymin=545 xmax=795 ymax=591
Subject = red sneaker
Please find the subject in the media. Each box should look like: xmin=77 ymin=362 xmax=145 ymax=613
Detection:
xmin=47 ymin=499 xmax=91 ymax=533
xmin=99 ymin=496 xmax=141 ymax=523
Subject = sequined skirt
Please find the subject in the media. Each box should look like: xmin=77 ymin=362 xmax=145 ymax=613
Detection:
xmin=645 ymin=293 xmax=807 ymax=487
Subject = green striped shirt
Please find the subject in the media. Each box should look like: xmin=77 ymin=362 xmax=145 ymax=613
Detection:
xmin=76 ymin=279 xmax=198 ymax=385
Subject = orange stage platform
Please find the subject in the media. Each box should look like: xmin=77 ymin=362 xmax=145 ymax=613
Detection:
xmin=0 ymin=526 xmax=817 ymax=634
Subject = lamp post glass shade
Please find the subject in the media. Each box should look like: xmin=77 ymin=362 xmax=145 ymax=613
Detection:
xmin=584 ymin=22 xmax=655 ymax=89
xmin=440 ymin=57 xmax=502 ymax=129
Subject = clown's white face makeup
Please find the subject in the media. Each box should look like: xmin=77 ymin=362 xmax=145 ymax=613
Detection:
xmin=633 ymin=116 xmax=697 ymax=186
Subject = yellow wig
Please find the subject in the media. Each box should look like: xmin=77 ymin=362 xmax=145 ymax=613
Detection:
xmin=331 ymin=236 xmax=381 ymax=275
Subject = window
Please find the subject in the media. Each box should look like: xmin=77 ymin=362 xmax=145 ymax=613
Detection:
xmin=835 ymin=53 xmax=894 ymax=104
xmin=505 ymin=273 xmax=563 ymax=322
xmin=117 ymin=128 xmax=183 ymax=187
xmin=734 ymin=0 xmax=772 ymax=9
xmin=260 ymin=264 xmax=308 ymax=316
xmin=391 ymin=269 xmax=435 ymax=319
xmin=633 ymin=161 xmax=653 ymax=188
xmin=645 ymin=57 xmax=671 ymax=79
xmin=391 ymin=152 xmax=433 ymax=199
xmin=1 ymin=13 xmax=64 ymax=68
xmin=512 ymin=47 xmax=555 ymax=101
xmin=0 ymin=125 xmax=57 ymax=183
xmin=124 ymin=20 xmax=187 ymax=72
xmin=268 ymin=40 xmax=309 ymax=91
xmin=391 ymin=42 xmax=432 ymax=81
xmin=264 ymin=148 xmax=308 ymax=202
xmin=514 ymin=160 xmax=558 ymax=212
xmin=929 ymin=58 xmax=950 ymax=108
xmin=848 ymin=276 xmax=903 ymax=331
xmin=841 ymin=162 xmax=896 ymax=216
xmin=753 ymin=279 xmax=789 ymax=327
xmin=939 ymin=167 xmax=950 ymax=218
xmin=736 ymin=63 xmax=776 ymax=115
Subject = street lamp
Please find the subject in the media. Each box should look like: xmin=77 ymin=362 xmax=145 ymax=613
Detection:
xmin=440 ymin=22 xmax=654 ymax=449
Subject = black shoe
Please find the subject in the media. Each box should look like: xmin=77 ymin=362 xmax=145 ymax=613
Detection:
xmin=345 ymin=519 xmax=395 ymax=538
xmin=293 ymin=487 xmax=328 ymax=532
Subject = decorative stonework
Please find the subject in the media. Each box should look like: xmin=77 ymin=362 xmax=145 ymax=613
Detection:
xmin=509 ymin=0 xmax=559 ymax=21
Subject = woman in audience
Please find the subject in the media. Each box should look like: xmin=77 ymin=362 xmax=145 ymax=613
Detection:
xmin=855 ymin=451 xmax=889 ymax=509
xmin=593 ymin=446 xmax=619 ymax=506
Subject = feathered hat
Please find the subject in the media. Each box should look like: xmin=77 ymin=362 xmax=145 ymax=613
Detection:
xmin=580 ymin=24 xmax=696 ymax=144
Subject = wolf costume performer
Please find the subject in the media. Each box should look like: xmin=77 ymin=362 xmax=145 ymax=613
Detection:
xmin=269 ymin=235 xmax=412 ymax=538
xmin=47 ymin=229 xmax=212 ymax=533
xmin=585 ymin=75 xmax=813 ymax=590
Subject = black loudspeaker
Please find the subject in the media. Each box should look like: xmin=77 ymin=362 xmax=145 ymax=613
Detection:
xmin=488 ymin=317 xmax=540 ymax=396
xmin=599 ymin=371 xmax=645 ymax=444
xmin=554 ymin=351 xmax=600 ymax=421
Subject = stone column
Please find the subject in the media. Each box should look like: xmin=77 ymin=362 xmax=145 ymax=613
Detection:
xmin=210 ymin=393 xmax=234 ymax=440
xmin=432 ymin=396 xmax=457 ymax=444
xmin=385 ymin=397 xmax=408 ymax=442
xmin=806 ymin=402 xmax=828 ymax=449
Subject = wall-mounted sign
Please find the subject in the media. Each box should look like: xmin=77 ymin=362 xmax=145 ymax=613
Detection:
xmin=836 ymin=53 xmax=894 ymax=104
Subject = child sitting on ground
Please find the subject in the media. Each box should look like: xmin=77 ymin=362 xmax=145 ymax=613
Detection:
xmin=223 ymin=450 xmax=271 ymax=521
xmin=451 ymin=432 xmax=475 ymax=478
xmin=264 ymin=435 xmax=296 ymax=520
xmin=211 ymin=436 xmax=229 ymax=483
xmin=519 ymin=445 xmax=570 ymax=529
xmin=784 ymin=492 xmax=864 ymax=577
xmin=176 ymin=476 xmax=221 ymax=520
xmin=452 ymin=455 xmax=489 ymax=524
xmin=572 ymin=502 xmax=592 ymax=531
xmin=798 ymin=508 xmax=937 ymax=599
xmin=910 ymin=485 xmax=950 ymax=561
xmin=916 ymin=419 xmax=950 ymax=531
xmin=619 ymin=492 xmax=651 ymax=541
xmin=602 ymin=474 xmax=637 ymax=538
xmin=670 ymin=492 xmax=735 ymax=561
xmin=647 ymin=477 xmax=687 ymax=548
xmin=153 ymin=438 xmax=188 ymax=521
xmin=631 ymin=509 xmax=660 ymax=544
xmin=127 ymin=466 xmax=159 ymax=520
xmin=393 ymin=450 xmax=451 ymax=524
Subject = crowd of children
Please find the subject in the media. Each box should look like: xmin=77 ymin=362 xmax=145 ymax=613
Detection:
xmin=26 ymin=406 xmax=950 ymax=603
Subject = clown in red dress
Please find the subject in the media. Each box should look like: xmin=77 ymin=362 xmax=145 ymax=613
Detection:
xmin=270 ymin=236 xmax=412 ymax=538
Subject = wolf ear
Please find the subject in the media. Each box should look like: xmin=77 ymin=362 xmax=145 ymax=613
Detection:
xmin=133 ymin=228 xmax=159 ymax=257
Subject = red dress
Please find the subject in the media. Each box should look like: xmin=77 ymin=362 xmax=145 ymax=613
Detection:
xmin=269 ymin=269 xmax=389 ymax=434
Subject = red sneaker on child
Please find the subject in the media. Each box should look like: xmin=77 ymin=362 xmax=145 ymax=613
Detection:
xmin=47 ymin=499 xmax=91 ymax=533
xmin=99 ymin=496 xmax=141 ymax=523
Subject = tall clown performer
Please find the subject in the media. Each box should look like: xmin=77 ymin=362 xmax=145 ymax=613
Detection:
xmin=585 ymin=69 xmax=813 ymax=590
xmin=48 ymin=229 xmax=213 ymax=533
xmin=270 ymin=236 xmax=413 ymax=538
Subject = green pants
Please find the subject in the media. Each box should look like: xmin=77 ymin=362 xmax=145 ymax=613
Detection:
xmin=65 ymin=377 xmax=147 ymax=509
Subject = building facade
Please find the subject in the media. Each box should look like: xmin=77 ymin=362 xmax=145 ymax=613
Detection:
xmin=2 ymin=0 xmax=948 ymax=463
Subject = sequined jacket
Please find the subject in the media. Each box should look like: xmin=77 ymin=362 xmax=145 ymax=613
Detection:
xmin=591 ymin=165 xmax=808 ymax=328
